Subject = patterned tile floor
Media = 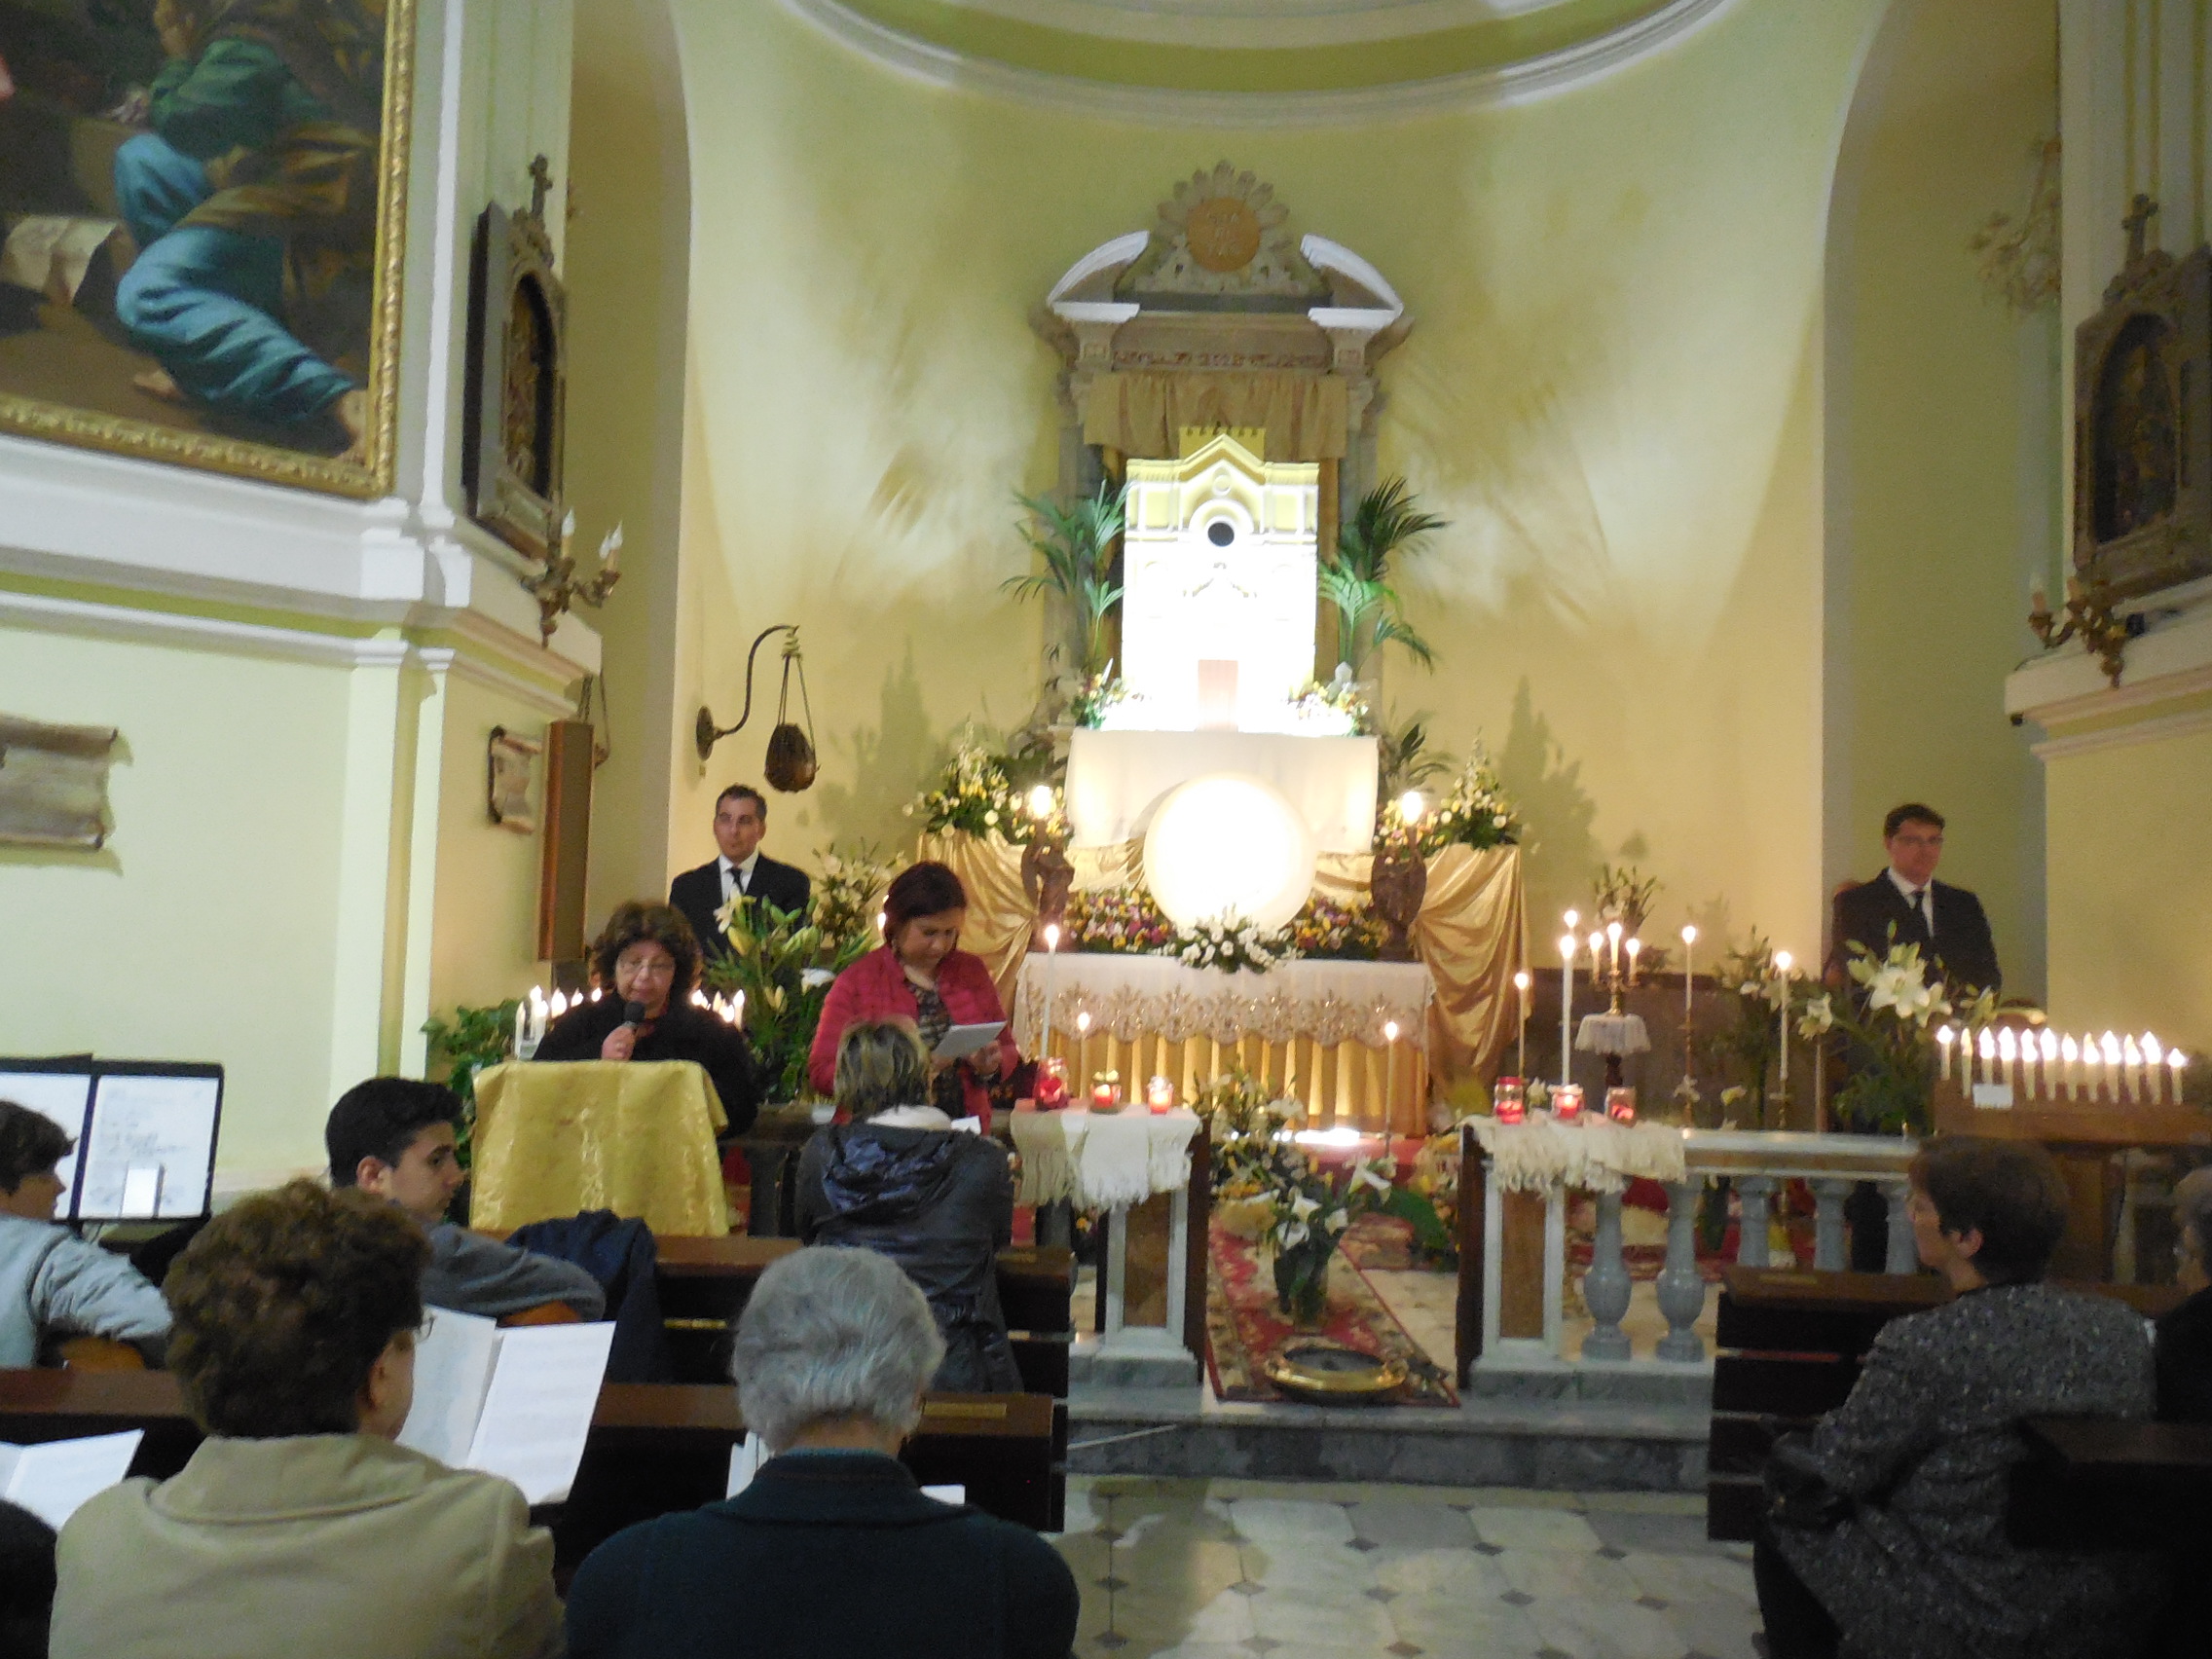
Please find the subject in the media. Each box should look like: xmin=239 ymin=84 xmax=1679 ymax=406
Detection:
xmin=1051 ymin=1478 xmax=1760 ymax=1659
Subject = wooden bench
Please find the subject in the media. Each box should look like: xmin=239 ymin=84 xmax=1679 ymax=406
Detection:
xmin=0 ymin=1369 xmax=1065 ymax=1564
xmin=654 ymin=1237 xmax=1077 ymax=1399
xmin=1707 ymin=1267 xmax=2183 ymax=1541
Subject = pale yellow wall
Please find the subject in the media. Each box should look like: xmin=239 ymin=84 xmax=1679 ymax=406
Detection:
xmin=1825 ymin=0 xmax=2057 ymax=998
xmin=424 ymin=674 xmax=560 ymax=1016
xmin=2044 ymin=724 xmax=2212 ymax=1047
xmin=654 ymin=0 xmax=1891 ymax=957
xmin=0 ymin=625 xmax=350 ymax=1175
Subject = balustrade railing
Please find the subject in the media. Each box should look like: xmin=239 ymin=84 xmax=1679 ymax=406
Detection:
xmin=1456 ymin=1126 xmax=1921 ymax=1378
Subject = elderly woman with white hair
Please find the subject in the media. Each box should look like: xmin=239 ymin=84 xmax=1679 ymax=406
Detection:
xmin=2157 ymin=1165 xmax=2212 ymax=1422
xmin=563 ymin=1246 xmax=1079 ymax=1659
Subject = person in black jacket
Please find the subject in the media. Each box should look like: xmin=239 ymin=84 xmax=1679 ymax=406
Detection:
xmin=533 ymin=902 xmax=761 ymax=1137
xmin=564 ymin=1246 xmax=1078 ymax=1659
xmin=794 ymin=1021 xmax=1018 ymax=1392
xmin=1826 ymin=803 xmax=2001 ymax=995
xmin=2157 ymin=1166 xmax=2212 ymax=1422
xmin=668 ymin=785 xmax=811 ymax=962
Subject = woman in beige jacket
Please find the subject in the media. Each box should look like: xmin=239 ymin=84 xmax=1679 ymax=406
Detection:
xmin=50 ymin=1181 xmax=562 ymax=1659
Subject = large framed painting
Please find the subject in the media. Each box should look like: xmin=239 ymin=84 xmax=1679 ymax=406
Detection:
xmin=0 ymin=0 xmax=413 ymax=497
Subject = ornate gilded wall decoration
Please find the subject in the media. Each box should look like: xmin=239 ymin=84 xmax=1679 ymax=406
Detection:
xmin=463 ymin=155 xmax=568 ymax=561
xmin=0 ymin=0 xmax=416 ymax=498
xmin=1969 ymin=135 xmax=2060 ymax=313
xmin=2071 ymin=197 xmax=2212 ymax=599
xmin=486 ymin=725 xmax=540 ymax=834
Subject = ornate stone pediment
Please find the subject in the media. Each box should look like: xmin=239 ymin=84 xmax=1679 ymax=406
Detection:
xmin=1119 ymin=164 xmax=1328 ymax=305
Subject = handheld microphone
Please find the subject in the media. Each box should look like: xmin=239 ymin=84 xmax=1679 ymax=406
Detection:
xmin=620 ymin=1000 xmax=647 ymax=1029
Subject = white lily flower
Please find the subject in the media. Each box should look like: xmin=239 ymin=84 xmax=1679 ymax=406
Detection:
xmin=1279 ymin=1221 xmax=1309 ymax=1250
xmin=1353 ymin=1162 xmax=1391 ymax=1194
xmin=1290 ymin=1193 xmax=1320 ymax=1222
xmin=800 ymin=968 xmax=835 ymax=990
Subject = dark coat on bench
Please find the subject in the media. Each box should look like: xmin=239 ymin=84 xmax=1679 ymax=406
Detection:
xmin=1769 ymin=1282 xmax=2159 ymax=1659
xmin=2156 ymin=1284 xmax=2212 ymax=1423
xmin=563 ymin=1450 xmax=1078 ymax=1659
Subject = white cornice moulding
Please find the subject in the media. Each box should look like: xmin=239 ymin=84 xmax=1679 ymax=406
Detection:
xmin=2031 ymin=702 xmax=2212 ymax=762
xmin=2005 ymin=602 xmax=2212 ymax=727
xmin=777 ymin=0 xmax=1734 ymax=126
xmin=955 ymin=0 xmax=1575 ymax=52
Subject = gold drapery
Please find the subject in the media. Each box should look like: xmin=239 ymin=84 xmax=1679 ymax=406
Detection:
xmin=469 ymin=1060 xmax=730 ymax=1235
xmin=918 ymin=833 xmax=1527 ymax=1132
xmin=1080 ymin=371 xmax=1348 ymax=461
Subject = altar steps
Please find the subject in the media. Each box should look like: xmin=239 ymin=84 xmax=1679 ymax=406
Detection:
xmin=1066 ymin=1376 xmax=1708 ymax=1492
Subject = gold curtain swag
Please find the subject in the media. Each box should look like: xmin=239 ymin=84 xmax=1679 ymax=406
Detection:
xmin=1080 ymin=371 xmax=1349 ymax=461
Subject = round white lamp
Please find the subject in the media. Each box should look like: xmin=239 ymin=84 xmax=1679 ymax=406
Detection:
xmin=1142 ymin=772 xmax=1316 ymax=934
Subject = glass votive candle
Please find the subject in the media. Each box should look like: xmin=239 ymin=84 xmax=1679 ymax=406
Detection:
xmin=1552 ymin=1084 xmax=1585 ymax=1123
xmin=1605 ymin=1087 xmax=1637 ymax=1124
xmin=1493 ymin=1077 xmax=1527 ymax=1125
xmin=1146 ymin=1075 xmax=1175 ymax=1113
xmin=1090 ymin=1070 xmax=1122 ymax=1110
xmin=1035 ymin=1056 xmax=1070 ymax=1109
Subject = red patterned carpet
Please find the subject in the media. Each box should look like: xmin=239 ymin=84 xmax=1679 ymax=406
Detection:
xmin=1204 ymin=1220 xmax=1457 ymax=1407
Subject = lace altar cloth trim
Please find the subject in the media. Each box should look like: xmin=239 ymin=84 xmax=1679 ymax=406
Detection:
xmin=1467 ymin=1117 xmax=1688 ymax=1195
xmin=1574 ymin=1013 xmax=1650 ymax=1055
xmin=1014 ymin=955 xmax=1433 ymax=1052
xmin=1009 ymin=1107 xmax=1201 ymax=1210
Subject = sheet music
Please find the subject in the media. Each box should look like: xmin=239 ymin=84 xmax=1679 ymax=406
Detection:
xmin=463 ymin=1321 xmax=614 ymax=1506
xmin=0 ymin=1430 xmax=143 ymax=1530
xmin=396 ymin=1309 xmax=501 ymax=1468
xmin=0 ymin=1073 xmax=90 ymax=1216
xmin=77 ymin=1074 xmax=217 ymax=1219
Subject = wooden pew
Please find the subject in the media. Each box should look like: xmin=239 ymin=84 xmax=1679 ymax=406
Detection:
xmin=654 ymin=1237 xmax=1077 ymax=1399
xmin=1707 ymin=1266 xmax=2184 ymax=1541
xmin=0 ymin=1370 xmax=1064 ymax=1566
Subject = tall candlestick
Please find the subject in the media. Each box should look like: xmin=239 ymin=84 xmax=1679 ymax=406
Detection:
xmin=1040 ymin=923 xmax=1060 ymax=1077
xmin=1680 ymin=925 xmax=1698 ymax=1086
xmin=1513 ymin=971 xmax=1531 ymax=1081
xmin=1383 ymin=1019 xmax=1401 ymax=1123
xmin=1773 ymin=952 xmax=1793 ymax=1099
xmin=1558 ymin=935 xmax=1577 ymax=1088
xmin=1076 ymin=1010 xmax=1091 ymax=1096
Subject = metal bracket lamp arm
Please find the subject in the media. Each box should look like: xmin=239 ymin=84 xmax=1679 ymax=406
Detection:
xmin=695 ymin=625 xmax=802 ymax=762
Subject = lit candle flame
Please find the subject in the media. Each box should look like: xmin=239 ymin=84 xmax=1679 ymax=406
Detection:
xmin=1043 ymin=922 xmax=1060 ymax=952
xmin=1564 ymin=910 xmax=1580 ymax=931
xmin=1978 ymin=1029 xmax=1997 ymax=1059
xmin=1383 ymin=1020 xmax=1401 ymax=1043
xmin=1560 ymin=935 xmax=1579 ymax=962
xmin=1680 ymin=924 xmax=1697 ymax=946
xmin=1773 ymin=951 xmax=1793 ymax=977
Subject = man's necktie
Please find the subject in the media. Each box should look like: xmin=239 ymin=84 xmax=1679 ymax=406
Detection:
xmin=1906 ymin=887 xmax=1932 ymax=936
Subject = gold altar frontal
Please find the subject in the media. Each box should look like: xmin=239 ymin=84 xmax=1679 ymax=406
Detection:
xmin=1031 ymin=1028 xmax=1426 ymax=1133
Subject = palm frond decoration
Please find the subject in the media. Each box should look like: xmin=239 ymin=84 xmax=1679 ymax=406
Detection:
xmin=1324 ymin=478 xmax=1446 ymax=677
xmin=1004 ymin=485 xmax=1126 ymax=680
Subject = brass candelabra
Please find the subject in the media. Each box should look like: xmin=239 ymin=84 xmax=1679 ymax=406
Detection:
xmin=2029 ymin=575 xmax=2130 ymax=688
xmin=523 ymin=513 xmax=622 ymax=645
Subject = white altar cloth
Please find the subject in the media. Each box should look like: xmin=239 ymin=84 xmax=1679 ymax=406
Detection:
xmin=1009 ymin=1107 xmax=1201 ymax=1209
xmin=1064 ymin=728 xmax=1379 ymax=852
xmin=1014 ymin=954 xmax=1432 ymax=1051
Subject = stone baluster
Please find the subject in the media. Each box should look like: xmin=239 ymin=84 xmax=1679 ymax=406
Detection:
xmin=1811 ymin=1179 xmax=1852 ymax=1271
xmin=1734 ymin=1175 xmax=1777 ymax=1269
xmin=1655 ymin=1179 xmax=1708 ymax=1362
xmin=1580 ymin=1191 xmax=1633 ymax=1361
xmin=1880 ymin=1178 xmax=1918 ymax=1273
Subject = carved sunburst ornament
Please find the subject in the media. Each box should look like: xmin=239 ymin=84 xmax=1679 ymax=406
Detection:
xmin=1124 ymin=162 xmax=1324 ymax=299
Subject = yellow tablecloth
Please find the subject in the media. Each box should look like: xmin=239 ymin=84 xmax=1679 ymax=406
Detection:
xmin=469 ymin=1060 xmax=730 ymax=1235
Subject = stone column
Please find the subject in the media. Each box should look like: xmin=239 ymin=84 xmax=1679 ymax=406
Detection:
xmin=1735 ymin=1176 xmax=1777 ymax=1268
xmin=1811 ymin=1179 xmax=1853 ymax=1271
xmin=1881 ymin=1179 xmax=1919 ymax=1273
xmin=1655 ymin=1180 xmax=1709 ymax=1362
xmin=1581 ymin=1192 xmax=1633 ymax=1361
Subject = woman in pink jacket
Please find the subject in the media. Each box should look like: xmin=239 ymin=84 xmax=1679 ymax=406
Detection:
xmin=808 ymin=862 xmax=1019 ymax=1128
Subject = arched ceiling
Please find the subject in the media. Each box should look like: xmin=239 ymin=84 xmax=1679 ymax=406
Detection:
xmin=784 ymin=0 xmax=1733 ymax=108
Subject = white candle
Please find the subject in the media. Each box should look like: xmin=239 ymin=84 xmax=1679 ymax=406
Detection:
xmin=2061 ymin=1033 xmax=2079 ymax=1099
xmin=1998 ymin=1027 xmax=2018 ymax=1095
xmin=1513 ymin=970 xmax=1531 ymax=1080
xmin=2170 ymin=1051 xmax=2189 ymax=1102
xmin=551 ymin=989 xmax=570 ymax=1020
xmin=1977 ymin=1027 xmax=1996 ymax=1088
xmin=2038 ymin=1029 xmax=2058 ymax=1100
xmin=1606 ymin=921 xmax=1623 ymax=977
xmin=1040 ymin=923 xmax=1061 ymax=1072
xmin=1773 ymin=952 xmax=1792 ymax=1095
xmin=734 ymin=990 xmax=745 ymax=1028
xmin=1938 ymin=1025 xmax=1956 ymax=1083
xmin=2100 ymin=1031 xmax=2122 ymax=1100
xmin=1558 ymin=934 xmax=1578 ymax=1088
xmin=1076 ymin=1010 xmax=1091 ymax=1091
xmin=2122 ymin=1034 xmax=2143 ymax=1103
xmin=2144 ymin=1034 xmax=2165 ymax=1104
xmin=1624 ymin=937 xmax=1641 ymax=983
xmin=513 ymin=999 xmax=528 ymax=1054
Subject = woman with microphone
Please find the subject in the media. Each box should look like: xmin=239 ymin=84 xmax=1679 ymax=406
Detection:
xmin=534 ymin=902 xmax=761 ymax=1136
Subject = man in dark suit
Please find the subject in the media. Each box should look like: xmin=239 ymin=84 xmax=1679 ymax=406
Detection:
xmin=1828 ymin=802 xmax=2001 ymax=995
xmin=669 ymin=784 xmax=811 ymax=960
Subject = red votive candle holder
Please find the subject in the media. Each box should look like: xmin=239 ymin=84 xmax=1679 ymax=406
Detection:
xmin=1035 ymin=1057 xmax=1070 ymax=1110
xmin=1493 ymin=1077 xmax=1527 ymax=1124
xmin=1552 ymin=1084 xmax=1585 ymax=1123
xmin=1605 ymin=1087 xmax=1637 ymax=1124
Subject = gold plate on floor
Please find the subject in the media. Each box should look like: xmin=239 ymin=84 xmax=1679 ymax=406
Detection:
xmin=1261 ymin=1340 xmax=1408 ymax=1404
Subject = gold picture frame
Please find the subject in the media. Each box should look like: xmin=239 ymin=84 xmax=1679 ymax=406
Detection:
xmin=0 ymin=0 xmax=417 ymax=498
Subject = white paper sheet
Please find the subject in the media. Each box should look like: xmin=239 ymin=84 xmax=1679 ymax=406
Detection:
xmin=0 ymin=1073 xmax=91 ymax=1216
xmin=726 ymin=1432 xmax=766 ymax=1498
xmin=464 ymin=1321 xmax=614 ymax=1506
xmin=396 ymin=1309 xmax=501 ymax=1468
xmin=933 ymin=1022 xmax=1005 ymax=1062
xmin=77 ymin=1074 xmax=218 ymax=1219
xmin=0 ymin=1430 xmax=142 ymax=1530
xmin=920 ymin=1484 xmax=966 ymax=1505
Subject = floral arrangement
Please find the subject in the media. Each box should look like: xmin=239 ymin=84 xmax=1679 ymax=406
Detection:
xmin=702 ymin=892 xmax=873 ymax=1104
xmin=1068 ymin=668 xmax=1130 ymax=730
xmin=1062 ymin=883 xmax=1175 ymax=955
xmin=905 ymin=742 xmax=1066 ymax=845
xmin=1287 ymin=893 xmax=1386 ymax=960
xmin=1813 ymin=940 xmax=1996 ymax=1135
xmin=421 ymin=1000 xmax=520 ymax=1165
xmin=1174 ymin=912 xmax=1295 ymax=975
xmin=810 ymin=843 xmax=893 ymax=949
xmin=1375 ymin=741 xmax=1522 ymax=857
xmin=1194 ymin=1068 xmax=1305 ymax=1198
xmin=1287 ymin=674 xmax=1373 ymax=737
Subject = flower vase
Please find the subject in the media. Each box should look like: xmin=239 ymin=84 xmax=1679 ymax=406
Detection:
xmin=1272 ymin=1240 xmax=1334 ymax=1329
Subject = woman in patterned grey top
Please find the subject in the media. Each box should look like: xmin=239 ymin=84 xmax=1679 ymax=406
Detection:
xmin=1758 ymin=1136 xmax=2159 ymax=1659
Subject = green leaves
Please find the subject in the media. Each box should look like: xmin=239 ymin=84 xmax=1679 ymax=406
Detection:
xmin=702 ymin=896 xmax=875 ymax=1104
xmin=1324 ymin=478 xmax=1446 ymax=678
xmin=1004 ymin=485 xmax=1126 ymax=680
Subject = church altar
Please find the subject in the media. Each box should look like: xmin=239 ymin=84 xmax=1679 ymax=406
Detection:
xmin=1064 ymin=728 xmax=1377 ymax=852
xmin=1014 ymin=954 xmax=1431 ymax=1128
xmin=1008 ymin=1104 xmax=1202 ymax=1211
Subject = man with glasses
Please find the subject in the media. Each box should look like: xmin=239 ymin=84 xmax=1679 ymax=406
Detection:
xmin=1829 ymin=803 xmax=2002 ymax=995
xmin=670 ymin=785 xmax=812 ymax=963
